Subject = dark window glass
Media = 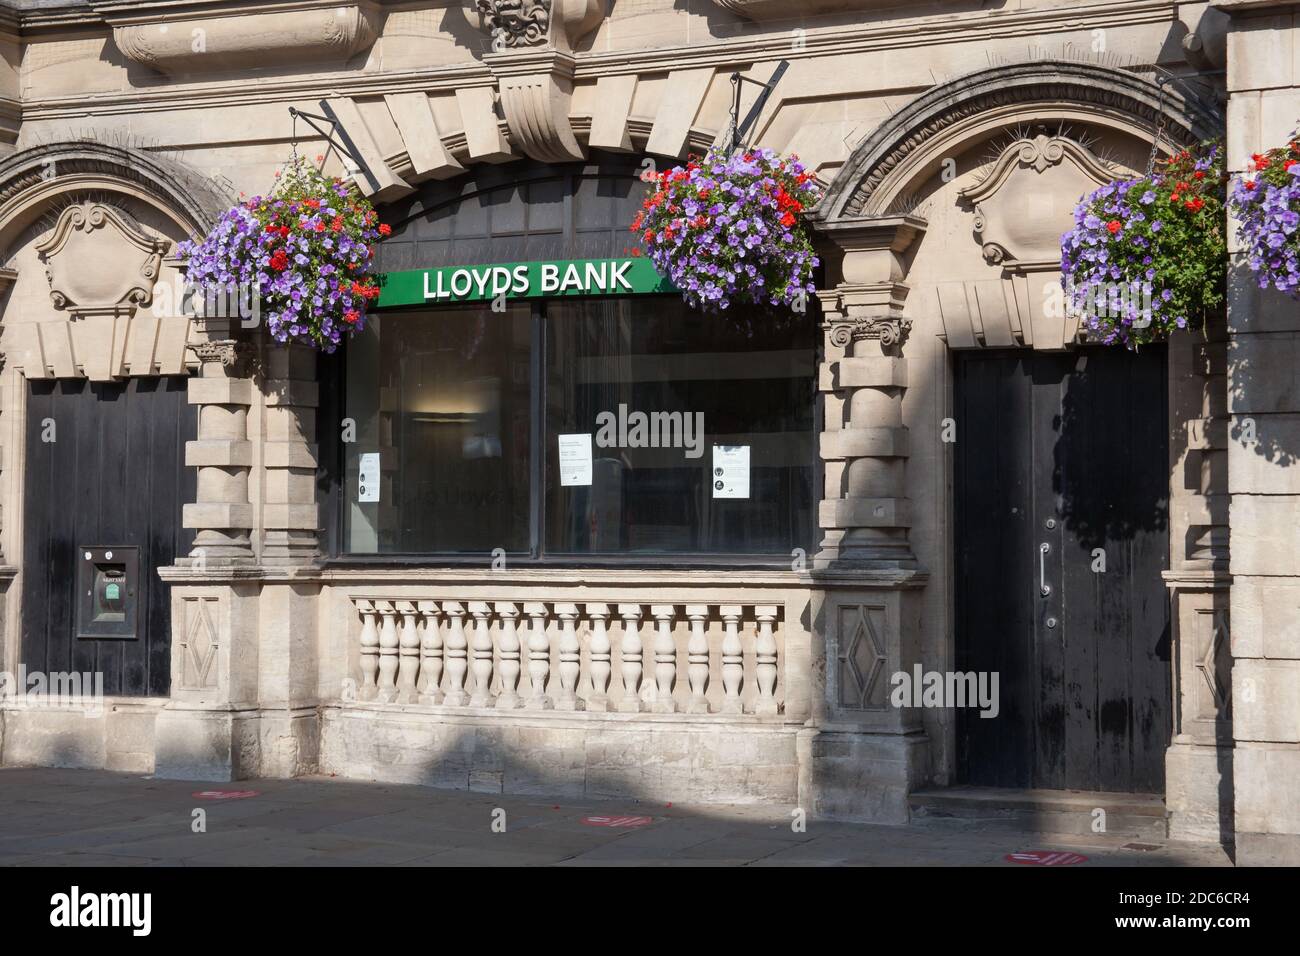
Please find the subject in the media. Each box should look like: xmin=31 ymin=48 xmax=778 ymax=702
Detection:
xmin=343 ymin=305 xmax=532 ymax=553
xmin=544 ymin=298 xmax=816 ymax=555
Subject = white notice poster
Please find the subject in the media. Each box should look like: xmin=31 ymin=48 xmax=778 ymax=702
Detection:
xmin=358 ymin=453 xmax=380 ymax=502
xmin=558 ymin=433 xmax=593 ymax=486
xmin=712 ymin=445 xmax=750 ymax=499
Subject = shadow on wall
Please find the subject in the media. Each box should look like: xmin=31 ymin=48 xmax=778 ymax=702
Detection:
xmin=1051 ymin=348 xmax=1170 ymax=551
xmin=1226 ymin=262 xmax=1300 ymax=469
xmin=315 ymin=708 xmax=805 ymax=811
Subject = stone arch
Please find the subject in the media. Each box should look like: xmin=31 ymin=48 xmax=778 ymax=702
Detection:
xmin=0 ymin=141 xmax=234 ymax=382
xmin=0 ymin=140 xmax=232 ymax=257
xmin=816 ymin=60 xmax=1222 ymax=223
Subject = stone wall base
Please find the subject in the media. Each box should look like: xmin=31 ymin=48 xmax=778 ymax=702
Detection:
xmin=319 ymin=706 xmax=802 ymax=805
xmin=1165 ymin=740 xmax=1234 ymax=845
xmin=0 ymin=699 xmax=165 ymax=773
xmin=1235 ymin=831 xmax=1300 ymax=866
xmin=800 ymin=727 xmax=929 ymax=824
xmin=152 ymin=705 xmax=260 ymax=782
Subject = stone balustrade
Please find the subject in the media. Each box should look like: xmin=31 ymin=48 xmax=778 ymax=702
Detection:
xmin=350 ymin=598 xmax=784 ymax=717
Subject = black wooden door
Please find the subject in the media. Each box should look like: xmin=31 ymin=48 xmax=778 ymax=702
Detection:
xmin=954 ymin=348 xmax=1171 ymax=793
xmin=21 ymin=377 xmax=195 ymax=697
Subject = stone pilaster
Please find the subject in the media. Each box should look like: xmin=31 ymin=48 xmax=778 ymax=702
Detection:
xmin=1164 ymin=318 xmax=1233 ymax=845
xmin=815 ymin=216 xmax=924 ymax=570
xmin=803 ymin=215 xmax=931 ymax=823
xmin=260 ymin=342 xmax=319 ymax=566
xmin=1216 ymin=0 xmax=1300 ymax=865
xmin=181 ymin=319 xmax=254 ymax=566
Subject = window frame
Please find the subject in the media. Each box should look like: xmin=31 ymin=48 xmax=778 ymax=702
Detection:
xmin=320 ymin=295 xmax=819 ymax=570
xmin=317 ymin=157 xmax=821 ymax=570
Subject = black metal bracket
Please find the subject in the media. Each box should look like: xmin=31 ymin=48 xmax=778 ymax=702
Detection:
xmin=288 ymin=103 xmax=381 ymax=195
xmin=724 ymin=60 xmax=790 ymax=153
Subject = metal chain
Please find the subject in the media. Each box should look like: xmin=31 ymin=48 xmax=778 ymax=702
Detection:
xmin=1146 ymin=78 xmax=1168 ymax=178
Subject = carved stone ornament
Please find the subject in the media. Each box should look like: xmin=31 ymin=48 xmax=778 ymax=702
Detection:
xmin=105 ymin=3 xmax=384 ymax=75
xmin=476 ymin=0 xmax=552 ymax=49
xmin=35 ymin=202 xmax=170 ymax=319
xmin=958 ymin=134 xmax=1117 ymax=266
xmin=827 ymin=316 xmax=913 ymax=348
xmin=188 ymin=339 xmax=246 ymax=367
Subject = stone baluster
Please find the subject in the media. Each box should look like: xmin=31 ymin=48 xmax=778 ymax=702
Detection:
xmin=442 ymin=601 xmax=470 ymax=706
xmin=685 ymin=604 xmax=711 ymax=713
xmin=396 ymin=600 xmax=420 ymax=703
xmin=554 ymin=603 xmax=584 ymax=710
xmin=495 ymin=602 xmax=522 ymax=709
xmin=418 ymin=600 xmax=443 ymax=704
xmin=468 ymin=601 xmax=495 ymax=707
xmin=357 ymin=599 xmax=379 ymax=700
xmin=650 ymin=604 xmax=677 ymax=713
xmin=524 ymin=602 xmax=553 ymax=710
xmin=376 ymin=600 xmax=399 ymax=703
xmin=585 ymin=603 xmax=612 ymax=712
xmin=753 ymin=605 xmax=780 ymax=716
xmin=719 ymin=604 xmax=745 ymax=714
xmin=617 ymin=604 xmax=644 ymax=713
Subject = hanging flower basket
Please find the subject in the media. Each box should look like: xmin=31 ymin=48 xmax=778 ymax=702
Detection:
xmin=1060 ymin=142 xmax=1226 ymax=348
xmin=178 ymin=157 xmax=389 ymax=352
xmin=1228 ymin=137 xmax=1300 ymax=295
xmin=631 ymin=147 xmax=820 ymax=312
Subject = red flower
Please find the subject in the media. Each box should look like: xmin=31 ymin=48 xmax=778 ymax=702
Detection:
xmin=643 ymin=229 xmax=654 ymax=242
xmin=1186 ymin=198 xmax=1204 ymax=212
xmin=344 ymin=310 xmax=360 ymax=325
xmin=1106 ymin=220 xmax=1122 ymax=234
xmin=378 ymin=223 xmax=392 ymax=237
xmin=331 ymin=217 xmax=344 ymax=232
xmin=270 ymin=250 xmax=289 ymax=271
xmin=1194 ymin=170 xmax=1206 ymax=180
xmin=781 ymin=212 xmax=796 ymax=228
xmin=279 ymin=226 xmax=291 ymax=238
xmin=1245 ymin=180 xmax=1258 ymax=191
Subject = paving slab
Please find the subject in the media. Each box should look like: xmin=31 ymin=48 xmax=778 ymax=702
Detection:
xmin=0 ymin=767 xmax=1236 ymax=867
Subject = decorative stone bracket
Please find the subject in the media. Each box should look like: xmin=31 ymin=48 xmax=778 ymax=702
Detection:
xmin=474 ymin=1 xmax=605 ymax=163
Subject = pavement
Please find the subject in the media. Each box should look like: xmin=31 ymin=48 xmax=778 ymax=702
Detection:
xmin=0 ymin=767 xmax=1235 ymax=867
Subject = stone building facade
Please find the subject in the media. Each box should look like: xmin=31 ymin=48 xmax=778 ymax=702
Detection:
xmin=0 ymin=0 xmax=1293 ymax=864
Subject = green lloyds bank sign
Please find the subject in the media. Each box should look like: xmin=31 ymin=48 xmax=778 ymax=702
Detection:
xmin=376 ymin=257 xmax=676 ymax=308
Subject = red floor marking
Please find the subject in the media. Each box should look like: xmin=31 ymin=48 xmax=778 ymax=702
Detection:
xmin=582 ymin=815 xmax=654 ymax=828
xmin=192 ymin=790 xmax=261 ymax=800
xmin=1005 ymin=850 xmax=1088 ymax=866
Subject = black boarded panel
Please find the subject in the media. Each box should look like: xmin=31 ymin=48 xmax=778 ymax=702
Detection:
xmin=1056 ymin=348 xmax=1170 ymax=793
xmin=954 ymin=351 xmax=1033 ymax=788
xmin=1030 ymin=353 xmax=1069 ymax=791
xmin=20 ymin=377 xmax=195 ymax=698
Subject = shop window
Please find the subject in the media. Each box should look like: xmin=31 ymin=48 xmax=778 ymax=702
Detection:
xmin=335 ymin=159 xmax=818 ymax=564
xmin=341 ymin=298 xmax=814 ymax=560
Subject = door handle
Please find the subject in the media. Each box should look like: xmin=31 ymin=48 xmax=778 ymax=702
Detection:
xmin=1039 ymin=542 xmax=1051 ymax=596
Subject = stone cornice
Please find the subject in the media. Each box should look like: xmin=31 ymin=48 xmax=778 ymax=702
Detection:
xmin=17 ymin=0 xmax=1180 ymax=119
